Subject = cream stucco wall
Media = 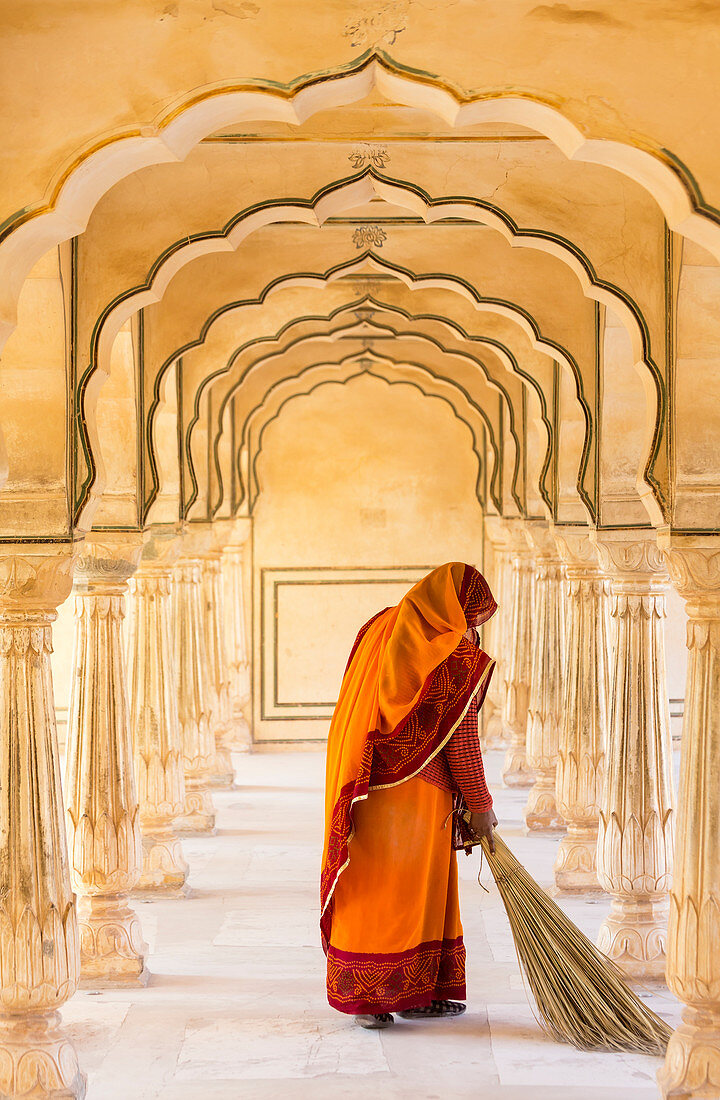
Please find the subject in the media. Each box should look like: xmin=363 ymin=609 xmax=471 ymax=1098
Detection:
xmin=250 ymin=371 xmax=486 ymax=743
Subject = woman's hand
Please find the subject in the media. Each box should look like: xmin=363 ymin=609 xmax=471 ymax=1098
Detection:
xmin=468 ymin=809 xmax=498 ymax=854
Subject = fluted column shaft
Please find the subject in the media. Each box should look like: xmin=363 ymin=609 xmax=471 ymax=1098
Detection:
xmin=127 ymin=536 xmax=189 ymax=896
xmin=65 ymin=536 xmax=148 ymax=987
xmin=525 ymin=529 xmax=566 ymax=831
xmin=658 ymin=542 xmax=720 ymax=1100
xmin=502 ymin=528 xmax=535 ymax=787
xmin=553 ymin=531 xmax=610 ymax=891
xmin=482 ymin=518 xmax=512 ymax=748
xmin=199 ymin=550 xmax=235 ymax=788
xmin=0 ymin=546 xmax=86 ymax=1099
xmin=594 ymin=534 xmax=674 ymax=980
xmin=172 ymin=557 xmax=216 ymax=834
xmin=222 ymin=535 xmax=252 ymax=751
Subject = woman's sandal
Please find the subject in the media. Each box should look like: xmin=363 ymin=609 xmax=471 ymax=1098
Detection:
xmin=398 ymin=999 xmax=467 ymax=1019
xmin=356 ymin=1012 xmax=394 ymax=1029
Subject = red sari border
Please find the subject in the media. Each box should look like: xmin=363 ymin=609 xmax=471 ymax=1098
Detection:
xmin=327 ymin=935 xmax=466 ymax=1014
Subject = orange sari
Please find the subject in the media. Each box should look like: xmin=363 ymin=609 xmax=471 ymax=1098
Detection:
xmin=321 ymin=563 xmax=496 ymax=1014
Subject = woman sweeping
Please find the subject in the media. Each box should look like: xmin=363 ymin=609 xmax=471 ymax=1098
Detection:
xmin=320 ymin=562 xmax=498 ymax=1029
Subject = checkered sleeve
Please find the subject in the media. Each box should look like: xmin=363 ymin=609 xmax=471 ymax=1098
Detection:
xmin=443 ymin=696 xmax=493 ymax=813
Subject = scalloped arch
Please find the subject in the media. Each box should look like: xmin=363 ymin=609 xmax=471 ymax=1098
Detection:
xmin=127 ymin=252 xmax=592 ymax=536
xmin=2 ymin=48 xmax=719 ymax=361
xmin=190 ymin=306 xmax=550 ymax=521
xmin=82 ymin=170 xmax=662 ymax=527
xmin=241 ymin=354 xmax=491 ymax=522
xmin=199 ymin=332 xmax=515 ymax=519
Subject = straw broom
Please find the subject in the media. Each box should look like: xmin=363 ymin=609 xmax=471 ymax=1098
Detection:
xmin=478 ymin=832 xmax=672 ymax=1055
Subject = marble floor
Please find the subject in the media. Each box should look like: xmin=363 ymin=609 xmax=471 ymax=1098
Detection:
xmin=63 ymin=749 xmax=682 ymax=1099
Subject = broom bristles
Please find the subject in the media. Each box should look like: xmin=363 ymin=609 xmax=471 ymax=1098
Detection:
xmin=482 ymin=833 xmax=673 ymax=1055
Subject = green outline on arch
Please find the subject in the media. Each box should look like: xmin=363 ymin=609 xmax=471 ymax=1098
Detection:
xmin=78 ymin=168 xmax=665 ymax=525
xmin=142 ymin=254 xmax=584 ymax=524
xmin=244 ymin=360 xmax=490 ymax=520
xmin=210 ymin=346 xmax=506 ymax=518
xmin=198 ymin=303 xmax=535 ymax=519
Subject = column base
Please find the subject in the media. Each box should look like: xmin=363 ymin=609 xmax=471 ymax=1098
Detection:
xmin=524 ymin=770 xmax=565 ymax=832
xmin=207 ymin=744 xmax=235 ymax=789
xmin=502 ymin=745 xmax=535 ymax=788
xmin=597 ymin=895 xmax=669 ymax=980
xmin=230 ymin=710 xmax=252 ymax=752
xmin=0 ymin=1012 xmax=86 ymax=1100
xmin=176 ymin=783 xmax=216 ymax=835
xmin=482 ymin=702 xmax=507 ymax=749
xmin=134 ymin=828 xmax=190 ymax=896
xmin=77 ymin=895 xmax=149 ymax=988
xmin=658 ymin=1005 xmax=720 ymax=1099
xmin=553 ymin=824 xmax=603 ymax=892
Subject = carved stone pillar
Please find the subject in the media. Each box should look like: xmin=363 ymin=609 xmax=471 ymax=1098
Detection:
xmin=593 ymin=533 xmax=674 ymax=979
xmin=198 ymin=539 xmax=235 ymax=789
xmin=222 ymin=521 xmax=252 ymax=751
xmin=65 ymin=535 xmax=148 ymax=987
xmin=502 ymin=525 xmax=536 ymax=787
xmin=482 ymin=517 xmax=511 ymax=748
xmin=524 ymin=526 xmax=566 ymax=831
xmin=553 ymin=530 xmax=610 ymax=891
xmin=172 ymin=553 xmax=217 ymax=834
xmin=658 ymin=539 xmax=720 ymax=1100
xmin=0 ymin=546 xmax=86 ymax=1099
xmin=127 ymin=527 xmax=189 ymax=896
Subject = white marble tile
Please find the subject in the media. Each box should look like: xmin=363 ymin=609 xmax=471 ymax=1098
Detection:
xmin=131 ymin=906 xmax=159 ymax=954
xmin=245 ymin=843 xmax=320 ymax=882
xmin=487 ymin=1001 xmax=663 ymax=1090
xmin=61 ymin=995 xmax=132 ymax=1071
xmin=63 ymin=749 xmax=683 ymax=1099
xmin=213 ymin=904 xmax=321 ymax=948
xmin=479 ymin=900 xmax=522 ymax=964
xmin=174 ymin=1013 xmax=389 ymax=1080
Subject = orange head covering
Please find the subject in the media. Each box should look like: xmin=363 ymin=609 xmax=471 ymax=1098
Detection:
xmin=321 ymin=563 xmax=496 ymax=947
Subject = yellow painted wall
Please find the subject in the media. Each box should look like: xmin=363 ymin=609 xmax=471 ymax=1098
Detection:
xmin=250 ymin=371 xmax=486 ymax=743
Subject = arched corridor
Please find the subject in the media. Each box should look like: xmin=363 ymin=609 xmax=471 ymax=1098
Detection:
xmin=60 ymin=749 xmax=680 ymax=1098
xmin=0 ymin=5 xmax=719 ymax=1098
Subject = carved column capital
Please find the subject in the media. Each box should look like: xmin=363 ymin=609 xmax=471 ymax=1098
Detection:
xmin=483 ymin=515 xmax=512 ymax=552
xmin=178 ymin=522 xmax=221 ymax=560
xmin=525 ymin=522 xmax=559 ymax=562
xmin=73 ymin=532 xmax=144 ymax=592
xmin=214 ymin=516 xmax=251 ymax=552
xmin=554 ymin=527 xmax=601 ymax=575
xmin=0 ymin=542 xmax=77 ymax=617
xmin=592 ymin=531 xmax=668 ymax=585
xmin=660 ymin=535 xmax=720 ymax=616
xmin=505 ymin=519 xmax=533 ymax=558
xmin=140 ymin=523 xmax=185 ymax=572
